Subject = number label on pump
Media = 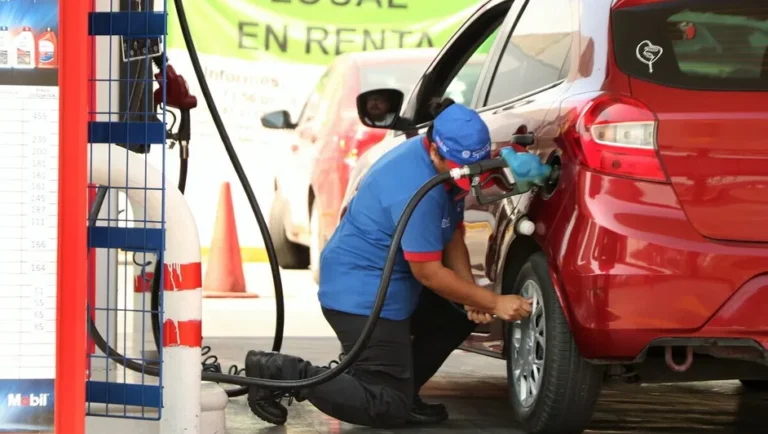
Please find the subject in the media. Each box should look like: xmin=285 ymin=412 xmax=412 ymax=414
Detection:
xmin=121 ymin=36 xmax=163 ymax=62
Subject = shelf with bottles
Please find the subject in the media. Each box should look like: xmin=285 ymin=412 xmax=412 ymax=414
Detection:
xmin=0 ymin=26 xmax=58 ymax=70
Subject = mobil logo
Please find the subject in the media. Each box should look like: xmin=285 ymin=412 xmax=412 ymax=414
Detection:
xmin=7 ymin=393 xmax=50 ymax=407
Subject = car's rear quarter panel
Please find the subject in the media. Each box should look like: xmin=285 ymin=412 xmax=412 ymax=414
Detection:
xmin=546 ymin=167 xmax=768 ymax=359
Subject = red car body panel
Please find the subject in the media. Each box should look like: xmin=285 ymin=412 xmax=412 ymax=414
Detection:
xmin=630 ymin=80 xmax=768 ymax=243
xmin=543 ymin=168 xmax=768 ymax=359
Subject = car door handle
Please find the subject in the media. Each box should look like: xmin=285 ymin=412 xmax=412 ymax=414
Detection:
xmin=494 ymin=99 xmax=534 ymax=114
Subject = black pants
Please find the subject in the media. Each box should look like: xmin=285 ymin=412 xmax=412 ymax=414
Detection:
xmin=299 ymin=288 xmax=477 ymax=428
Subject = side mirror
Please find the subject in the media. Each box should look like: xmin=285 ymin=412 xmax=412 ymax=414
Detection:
xmin=261 ymin=110 xmax=295 ymax=129
xmin=356 ymin=88 xmax=404 ymax=130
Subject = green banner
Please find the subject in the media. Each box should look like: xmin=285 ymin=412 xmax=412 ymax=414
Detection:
xmin=167 ymin=0 xmax=483 ymax=65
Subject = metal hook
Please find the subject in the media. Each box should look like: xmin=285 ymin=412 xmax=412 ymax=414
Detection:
xmin=665 ymin=346 xmax=694 ymax=372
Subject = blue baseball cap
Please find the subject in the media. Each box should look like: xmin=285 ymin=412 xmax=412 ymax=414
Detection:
xmin=430 ymin=103 xmax=492 ymax=190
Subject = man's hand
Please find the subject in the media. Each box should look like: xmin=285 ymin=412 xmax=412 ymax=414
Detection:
xmin=493 ymin=295 xmax=533 ymax=322
xmin=465 ymin=306 xmax=493 ymax=324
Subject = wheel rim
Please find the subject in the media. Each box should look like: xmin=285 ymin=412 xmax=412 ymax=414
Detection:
xmin=511 ymin=279 xmax=546 ymax=408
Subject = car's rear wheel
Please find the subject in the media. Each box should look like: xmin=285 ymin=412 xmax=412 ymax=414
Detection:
xmin=506 ymin=252 xmax=604 ymax=434
xmin=268 ymin=192 xmax=309 ymax=269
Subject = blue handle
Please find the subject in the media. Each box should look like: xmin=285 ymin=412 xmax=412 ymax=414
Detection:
xmin=500 ymin=147 xmax=552 ymax=192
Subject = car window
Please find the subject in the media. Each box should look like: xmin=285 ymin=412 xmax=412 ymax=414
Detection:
xmin=297 ymin=68 xmax=332 ymax=124
xmin=358 ymin=60 xmax=431 ymax=97
xmin=611 ymin=2 xmax=768 ymax=91
xmin=443 ymin=28 xmax=500 ymax=106
xmin=483 ymin=0 xmax=574 ymax=107
xmin=403 ymin=0 xmax=513 ymax=126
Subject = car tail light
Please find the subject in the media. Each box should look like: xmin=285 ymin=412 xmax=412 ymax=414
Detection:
xmin=572 ymin=94 xmax=668 ymax=182
xmin=342 ymin=125 xmax=385 ymax=168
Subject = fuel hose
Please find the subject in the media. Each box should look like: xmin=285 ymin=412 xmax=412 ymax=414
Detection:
xmin=89 ymin=168 xmax=454 ymax=389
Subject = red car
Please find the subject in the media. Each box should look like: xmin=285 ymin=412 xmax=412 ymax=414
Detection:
xmin=342 ymin=0 xmax=768 ymax=432
xmin=262 ymin=48 xmax=483 ymax=281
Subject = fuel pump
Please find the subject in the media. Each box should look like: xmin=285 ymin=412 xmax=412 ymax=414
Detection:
xmin=153 ymin=56 xmax=198 ymax=165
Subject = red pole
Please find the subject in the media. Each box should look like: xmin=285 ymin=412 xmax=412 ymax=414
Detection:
xmin=55 ymin=0 xmax=88 ymax=432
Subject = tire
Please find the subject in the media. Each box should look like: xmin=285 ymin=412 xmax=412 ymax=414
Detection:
xmin=309 ymin=199 xmax=325 ymax=284
xmin=740 ymin=380 xmax=768 ymax=391
xmin=268 ymin=192 xmax=309 ymax=269
xmin=506 ymin=252 xmax=604 ymax=434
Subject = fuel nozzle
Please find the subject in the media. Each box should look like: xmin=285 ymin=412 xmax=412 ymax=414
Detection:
xmin=152 ymin=56 xmax=198 ymax=158
xmin=459 ymin=147 xmax=555 ymax=206
xmin=499 ymin=147 xmax=553 ymax=193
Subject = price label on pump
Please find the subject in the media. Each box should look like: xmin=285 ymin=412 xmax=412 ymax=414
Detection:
xmin=0 ymin=1 xmax=59 ymax=432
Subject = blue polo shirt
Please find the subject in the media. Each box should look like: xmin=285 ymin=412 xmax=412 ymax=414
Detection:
xmin=317 ymin=135 xmax=465 ymax=321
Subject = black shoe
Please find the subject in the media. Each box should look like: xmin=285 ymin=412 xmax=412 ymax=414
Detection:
xmin=248 ymin=400 xmax=288 ymax=426
xmin=245 ymin=350 xmax=288 ymax=426
xmin=406 ymin=395 xmax=448 ymax=425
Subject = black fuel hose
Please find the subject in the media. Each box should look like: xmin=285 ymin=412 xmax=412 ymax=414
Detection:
xmin=170 ymin=0 xmax=286 ymax=351
xmin=167 ymin=0 xmax=289 ymax=397
xmin=177 ymin=157 xmax=188 ymax=194
xmin=89 ymin=169 xmax=453 ymax=390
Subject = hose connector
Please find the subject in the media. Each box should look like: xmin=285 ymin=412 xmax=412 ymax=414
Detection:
xmin=180 ymin=141 xmax=190 ymax=159
xmin=464 ymin=158 xmax=508 ymax=176
xmin=449 ymin=166 xmax=470 ymax=180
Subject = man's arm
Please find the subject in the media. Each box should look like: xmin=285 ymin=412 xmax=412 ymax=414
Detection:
xmin=390 ymin=190 xmax=532 ymax=321
xmin=443 ymin=224 xmax=473 ymax=283
xmin=409 ymin=260 xmax=499 ymax=313
xmin=390 ymin=191 xmax=499 ymax=313
xmin=442 ymin=224 xmax=494 ymax=323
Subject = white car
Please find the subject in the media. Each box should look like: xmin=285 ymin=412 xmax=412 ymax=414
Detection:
xmin=261 ymin=49 xmax=445 ymax=280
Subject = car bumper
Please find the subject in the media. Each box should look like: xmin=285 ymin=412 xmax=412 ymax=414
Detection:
xmin=548 ymin=168 xmax=768 ymax=360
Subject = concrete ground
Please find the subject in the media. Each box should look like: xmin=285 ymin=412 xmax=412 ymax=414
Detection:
xmin=105 ymin=264 xmax=767 ymax=433
xmin=206 ymin=337 xmax=767 ymax=434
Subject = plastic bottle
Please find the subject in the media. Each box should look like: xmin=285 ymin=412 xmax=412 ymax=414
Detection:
xmin=14 ymin=26 xmax=35 ymax=69
xmin=0 ymin=26 xmax=12 ymax=68
xmin=37 ymin=27 xmax=57 ymax=68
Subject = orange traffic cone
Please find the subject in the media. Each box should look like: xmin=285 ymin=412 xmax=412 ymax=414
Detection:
xmin=202 ymin=182 xmax=258 ymax=298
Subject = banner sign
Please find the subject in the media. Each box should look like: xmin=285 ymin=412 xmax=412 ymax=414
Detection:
xmin=161 ymin=0 xmax=483 ymax=252
xmin=167 ymin=0 xmax=482 ymax=63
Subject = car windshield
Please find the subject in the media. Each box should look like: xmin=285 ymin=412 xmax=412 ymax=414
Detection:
xmin=358 ymin=60 xmax=431 ymax=97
